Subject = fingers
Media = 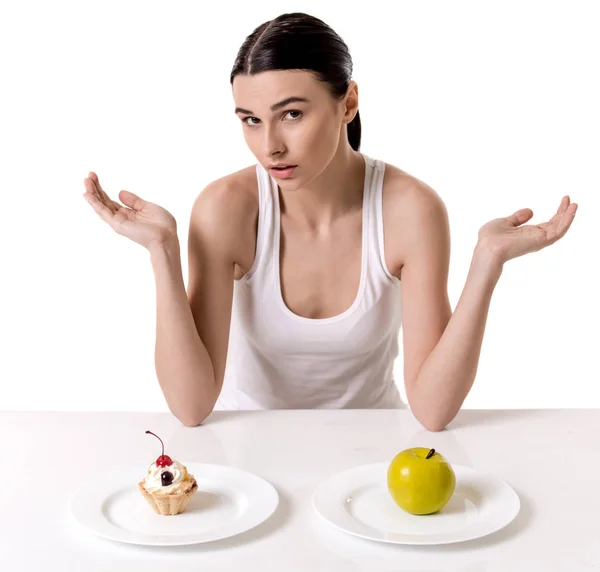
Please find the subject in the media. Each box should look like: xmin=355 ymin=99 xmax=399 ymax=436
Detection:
xmin=505 ymin=208 xmax=534 ymax=227
xmin=97 ymin=186 xmax=118 ymax=214
xmin=84 ymin=189 xmax=122 ymax=228
xmin=556 ymin=196 xmax=578 ymax=218
xmin=87 ymin=172 xmax=105 ymax=198
xmin=559 ymin=205 xmax=577 ymax=235
xmin=544 ymin=205 xmax=578 ymax=244
xmin=85 ymin=173 xmax=119 ymax=213
xmin=119 ymin=190 xmax=147 ymax=212
xmin=556 ymin=195 xmax=570 ymax=215
xmin=83 ymin=174 xmax=106 ymax=202
xmin=84 ymin=171 xmax=124 ymax=213
xmin=553 ymin=198 xmax=577 ymax=227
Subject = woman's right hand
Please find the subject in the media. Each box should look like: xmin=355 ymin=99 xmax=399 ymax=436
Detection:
xmin=83 ymin=171 xmax=178 ymax=251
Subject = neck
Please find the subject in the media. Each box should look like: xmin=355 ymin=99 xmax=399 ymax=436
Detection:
xmin=277 ymin=145 xmax=365 ymax=231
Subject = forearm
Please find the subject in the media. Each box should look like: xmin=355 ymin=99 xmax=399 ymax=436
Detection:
xmin=408 ymin=244 xmax=503 ymax=431
xmin=150 ymin=239 xmax=217 ymax=426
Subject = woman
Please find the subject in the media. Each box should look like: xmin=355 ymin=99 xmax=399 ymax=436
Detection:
xmin=82 ymin=13 xmax=577 ymax=431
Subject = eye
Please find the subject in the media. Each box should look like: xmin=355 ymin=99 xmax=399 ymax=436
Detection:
xmin=241 ymin=110 xmax=303 ymax=127
xmin=284 ymin=110 xmax=302 ymax=121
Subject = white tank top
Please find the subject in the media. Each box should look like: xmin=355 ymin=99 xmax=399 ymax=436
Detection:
xmin=215 ymin=152 xmax=405 ymax=410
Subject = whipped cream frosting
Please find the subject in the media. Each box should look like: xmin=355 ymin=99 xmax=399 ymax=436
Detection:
xmin=143 ymin=460 xmax=189 ymax=494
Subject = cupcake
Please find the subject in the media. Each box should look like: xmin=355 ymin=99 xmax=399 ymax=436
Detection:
xmin=138 ymin=430 xmax=198 ymax=516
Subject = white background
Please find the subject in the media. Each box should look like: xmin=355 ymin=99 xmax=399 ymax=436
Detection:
xmin=0 ymin=1 xmax=598 ymax=412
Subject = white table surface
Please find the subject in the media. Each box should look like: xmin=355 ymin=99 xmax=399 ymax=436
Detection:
xmin=2 ymin=408 xmax=599 ymax=571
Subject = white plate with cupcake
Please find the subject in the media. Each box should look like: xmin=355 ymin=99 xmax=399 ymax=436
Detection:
xmin=69 ymin=431 xmax=279 ymax=546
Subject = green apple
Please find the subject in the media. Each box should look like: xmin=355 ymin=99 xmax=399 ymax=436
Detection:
xmin=387 ymin=447 xmax=456 ymax=515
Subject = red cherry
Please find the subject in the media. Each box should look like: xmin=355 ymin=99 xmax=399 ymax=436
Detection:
xmin=145 ymin=430 xmax=173 ymax=467
xmin=156 ymin=454 xmax=173 ymax=467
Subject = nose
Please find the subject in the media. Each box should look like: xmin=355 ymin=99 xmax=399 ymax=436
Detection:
xmin=263 ymin=124 xmax=285 ymax=158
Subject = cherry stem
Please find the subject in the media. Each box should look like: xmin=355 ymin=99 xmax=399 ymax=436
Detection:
xmin=426 ymin=448 xmax=436 ymax=459
xmin=146 ymin=430 xmax=164 ymax=456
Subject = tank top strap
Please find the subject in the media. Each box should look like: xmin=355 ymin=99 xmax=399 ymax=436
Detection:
xmin=363 ymin=153 xmax=399 ymax=282
xmin=241 ymin=162 xmax=275 ymax=282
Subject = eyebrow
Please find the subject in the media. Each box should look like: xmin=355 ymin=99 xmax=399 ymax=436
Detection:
xmin=234 ymin=96 xmax=310 ymax=115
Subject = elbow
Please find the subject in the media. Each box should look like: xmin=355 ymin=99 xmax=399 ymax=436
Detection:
xmin=416 ymin=408 xmax=453 ymax=432
xmin=172 ymin=405 xmax=213 ymax=428
xmin=422 ymin=419 xmax=447 ymax=432
xmin=410 ymin=406 xmax=448 ymax=432
xmin=406 ymin=392 xmax=450 ymax=432
xmin=167 ymin=387 xmax=219 ymax=427
xmin=406 ymin=385 xmax=455 ymax=432
xmin=179 ymin=415 xmax=205 ymax=427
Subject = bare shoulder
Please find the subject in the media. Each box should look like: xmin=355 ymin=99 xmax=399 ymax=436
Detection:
xmin=189 ymin=165 xmax=258 ymax=272
xmin=382 ymin=162 xmax=447 ymax=222
xmin=192 ymin=165 xmax=257 ymax=227
xmin=381 ymin=162 xmax=450 ymax=277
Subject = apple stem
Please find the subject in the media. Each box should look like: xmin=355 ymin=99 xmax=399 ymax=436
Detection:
xmin=426 ymin=448 xmax=435 ymax=459
xmin=146 ymin=430 xmax=164 ymax=456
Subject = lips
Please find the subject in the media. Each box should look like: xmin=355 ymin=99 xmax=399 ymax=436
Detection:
xmin=268 ymin=165 xmax=297 ymax=179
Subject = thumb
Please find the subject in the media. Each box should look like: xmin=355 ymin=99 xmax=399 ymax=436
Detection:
xmin=119 ymin=190 xmax=147 ymax=211
xmin=505 ymin=208 xmax=533 ymax=227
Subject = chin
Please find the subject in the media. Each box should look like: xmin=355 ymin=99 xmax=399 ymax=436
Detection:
xmin=276 ymin=179 xmax=301 ymax=191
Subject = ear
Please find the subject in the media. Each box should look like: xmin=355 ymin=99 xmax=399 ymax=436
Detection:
xmin=343 ymin=80 xmax=359 ymax=124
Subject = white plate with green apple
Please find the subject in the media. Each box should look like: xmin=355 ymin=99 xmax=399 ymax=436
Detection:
xmin=312 ymin=447 xmax=520 ymax=545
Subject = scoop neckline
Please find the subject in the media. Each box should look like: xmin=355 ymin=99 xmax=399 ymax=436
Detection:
xmin=272 ymin=153 xmax=370 ymax=325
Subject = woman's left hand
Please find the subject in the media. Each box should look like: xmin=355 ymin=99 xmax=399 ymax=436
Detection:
xmin=477 ymin=195 xmax=578 ymax=265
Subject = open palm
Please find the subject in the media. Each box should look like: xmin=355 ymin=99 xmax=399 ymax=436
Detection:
xmin=83 ymin=172 xmax=177 ymax=250
xmin=478 ymin=196 xmax=578 ymax=264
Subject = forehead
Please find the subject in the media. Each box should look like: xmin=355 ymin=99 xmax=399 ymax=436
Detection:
xmin=232 ymin=70 xmax=326 ymax=107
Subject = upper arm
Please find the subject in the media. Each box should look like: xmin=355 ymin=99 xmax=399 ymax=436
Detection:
xmin=186 ymin=178 xmax=254 ymax=393
xmin=395 ymin=182 xmax=452 ymax=395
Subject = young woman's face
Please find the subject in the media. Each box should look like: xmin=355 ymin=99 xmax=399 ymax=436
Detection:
xmin=232 ymin=70 xmax=352 ymax=188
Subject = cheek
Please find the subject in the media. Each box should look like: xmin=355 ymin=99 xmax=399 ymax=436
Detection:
xmin=302 ymin=114 xmax=340 ymax=151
